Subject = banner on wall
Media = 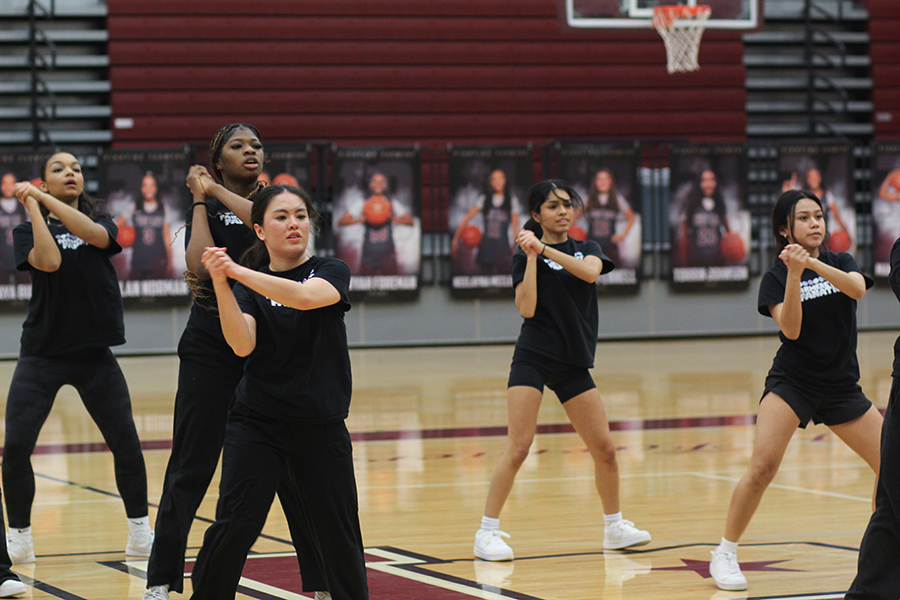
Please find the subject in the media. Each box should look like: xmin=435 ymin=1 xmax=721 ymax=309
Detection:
xmin=331 ymin=146 xmax=421 ymax=300
xmin=669 ymin=144 xmax=750 ymax=290
xmin=556 ymin=142 xmax=642 ymax=291
xmin=872 ymin=142 xmax=900 ymax=278
xmin=447 ymin=145 xmax=533 ymax=297
xmin=778 ymin=144 xmax=854 ymax=257
xmin=0 ymin=153 xmax=45 ymax=304
xmin=95 ymin=148 xmax=191 ymax=303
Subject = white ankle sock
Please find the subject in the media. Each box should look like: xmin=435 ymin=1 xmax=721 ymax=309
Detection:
xmin=10 ymin=527 xmax=31 ymax=539
xmin=128 ymin=516 xmax=150 ymax=533
xmin=604 ymin=512 xmax=622 ymax=526
xmin=480 ymin=516 xmax=500 ymax=531
xmin=717 ymin=537 xmax=738 ymax=554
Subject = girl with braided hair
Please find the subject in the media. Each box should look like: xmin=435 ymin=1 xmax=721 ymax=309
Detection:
xmin=142 ymin=125 xmax=328 ymax=600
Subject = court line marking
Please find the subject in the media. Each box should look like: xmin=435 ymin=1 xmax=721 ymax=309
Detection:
xmin=687 ymin=472 xmax=872 ymax=503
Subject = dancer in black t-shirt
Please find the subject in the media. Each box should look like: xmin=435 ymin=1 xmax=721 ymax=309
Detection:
xmin=190 ymin=184 xmax=367 ymax=600
xmin=143 ymin=125 xmax=326 ymax=600
xmin=709 ymin=190 xmax=883 ymax=591
xmin=4 ymin=152 xmax=153 ymax=574
xmin=473 ymin=180 xmax=650 ymax=562
xmin=846 ymin=236 xmax=900 ymax=600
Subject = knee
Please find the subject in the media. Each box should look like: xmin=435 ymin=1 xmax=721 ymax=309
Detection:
xmin=504 ymin=439 xmax=534 ymax=468
xmin=746 ymin=458 xmax=779 ymax=489
xmin=590 ymin=439 xmax=618 ymax=468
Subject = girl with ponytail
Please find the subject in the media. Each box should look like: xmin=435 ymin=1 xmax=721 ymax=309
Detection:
xmin=192 ymin=185 xmax=367 ymax=600
xmin=143 ymin=126 xmax=329 ymax=600
xmin=473 ymin=179 xmax=651 ymax=562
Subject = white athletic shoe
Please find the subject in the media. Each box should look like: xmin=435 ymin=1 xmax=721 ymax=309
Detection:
xmin=5 ymin=534 xmax=34 ymax=565
xmin=473 ymin=528 xmax=514 ymax=561
xmin=709 ymin=549 xmax=748 ymax=591
xmin=126 ymin=528 xmax=155 ymax=557
xmin=314 ymin=592 xmax=332 ymax=600
xmin=142 ymin=585 xmax=169 ymax=600
xmin=0 ymin=579 xmax=27 ymax=598
xmin=603 ymin=519 xmax=651 ymax=550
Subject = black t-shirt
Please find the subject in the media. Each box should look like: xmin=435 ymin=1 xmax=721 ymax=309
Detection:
xmin=758 ymin=251 xmax=873 ymax=389
xmin=13 ymin=216 xmax=125 ymax=357
xmin=233 ymin=256 xmax=353 ymax=423
xmin=511 ymin=238 xmax=613 ymax=368
xmin=889 ymin=238 xmax=900 ymax=377
xmin=184 ymin=198 xmax=257 ymax=338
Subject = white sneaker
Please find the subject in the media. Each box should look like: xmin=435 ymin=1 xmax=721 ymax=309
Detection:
xmin=5 ymin=534 xmax=34 ymax=564
xmin=0 ymin=579 xmax=26 ymax=598
xmin=126 ymin=528 xmax=155 ymax=557
xmin=142 ymin=585 xmax=169 ymax=600
xmin=603 ymin=519 xmax=651 ymax=550
xmin=314 ymin=593 xmax=332 ymax=600
xmin=474 ymin=528 xmax=514 ymax=561
xmin=709 ymin=549 xmax=748 ymax=591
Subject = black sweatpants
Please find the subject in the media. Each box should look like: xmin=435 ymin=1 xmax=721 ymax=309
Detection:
xmin=190 ymin=403 xmax=368 ymax=600
xmin=147 ymin=324 xmax=325 ymax=593
xmin=845 ymin=376 xmax=900 ymax=599
xmin=3 ymin=348 xmax=148 ymax=527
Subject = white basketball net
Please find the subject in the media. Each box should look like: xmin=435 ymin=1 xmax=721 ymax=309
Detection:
xmin=653 ymin=5 xmax=711 ymax=74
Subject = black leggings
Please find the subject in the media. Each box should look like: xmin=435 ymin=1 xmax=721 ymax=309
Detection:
xmin=3 ymin=348 xmax=148 ymax=527
xmin=147 ymin=324 xmax=325 ymax=593
xmin=845 ymin=376 xmax=900 ymax=599
xmin=190 ymin=404 xmax=368 ymax=600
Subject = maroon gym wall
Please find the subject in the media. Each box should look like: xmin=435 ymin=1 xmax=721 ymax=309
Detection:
xmin=105 ymin=0 xmax=748 ymax=150
xmin=868 ymin=0 xmax=900 ymax=139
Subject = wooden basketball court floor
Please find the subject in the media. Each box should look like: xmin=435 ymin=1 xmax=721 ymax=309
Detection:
xmin=0 ymin=331 xmax=894 ymax=600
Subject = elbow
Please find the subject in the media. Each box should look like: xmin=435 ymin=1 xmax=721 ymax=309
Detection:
xmin=783 ymin=328 xmax=801 ymax=341
xmin=35 ymin=257 xmax=61 ymax=272
xmin=849 ymin=287 xmax=866 ymax=300
xmin=230 ymin=341 xmax=254 ymax=357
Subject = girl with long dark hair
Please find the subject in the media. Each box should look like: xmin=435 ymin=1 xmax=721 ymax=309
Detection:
xmin=473 ymin=179 xmax=650 ymax=562
xmin=5 ymin=152 xmax=153 ymax=569
xmin=709 ymin=190 xmax=883 ymax=591
xmin=190 ymin=184 xmax=368 ymax=600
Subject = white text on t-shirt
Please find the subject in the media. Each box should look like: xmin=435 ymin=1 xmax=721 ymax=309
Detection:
xmin=218 ymin=212 xmax=243 ymax=227
xmin=55 ymin=233 xmax=87 ymax=251
xmin=543 ymin=251 xmax=584 ymax=271
xmin=799 ymin=276 xmax=839 ymax=302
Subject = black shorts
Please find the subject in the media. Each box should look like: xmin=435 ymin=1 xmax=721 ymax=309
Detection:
xmin=507 ymin=347 xmax=596 ymax=404
xmin=763 ymin=368 xmax=872 ymax=429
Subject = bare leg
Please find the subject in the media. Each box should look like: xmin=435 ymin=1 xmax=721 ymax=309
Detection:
xmin=563 ymin=388 xmax=620 ymax=514
xmin=483 ymin=386 xmax=543 ymax=518
xmin=829 ymin=404 xmax=883 ymax=510
xmin=723 ymin=393 xmax=799 ymax=542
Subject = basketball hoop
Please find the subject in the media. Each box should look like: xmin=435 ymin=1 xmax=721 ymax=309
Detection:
xmin=653 ymin=4 xmax=711 ymax=74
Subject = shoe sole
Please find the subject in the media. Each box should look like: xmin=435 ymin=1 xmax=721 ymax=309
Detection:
xmin=125 ymin=547 xmax=152 ymax=557
xmin=9 ymin=555 xmax=34 ymax=565
xmin=0 ymin=581 xmax=28 ymax=597
xmin=473 ymin=547 xmax=514 ymax=562
xmin=713 ymin=578 xmax=748 ymax=591
xmin=603 ymin=537 xmax=651 ymax=550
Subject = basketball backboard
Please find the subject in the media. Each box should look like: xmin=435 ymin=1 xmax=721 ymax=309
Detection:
xmin=566 ymin=0 xmax=760 ymax=30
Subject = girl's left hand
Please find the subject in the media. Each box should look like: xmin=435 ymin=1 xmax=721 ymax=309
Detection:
xmin=779 ymin=243 xmax=810 ymax=271
xmin=515 ymin=229 xmax=542 ymax=257
xmin=13 ymin=182 xmax=42 ymax=206
xmin=201 ymin=246 xmax=235 ymax=283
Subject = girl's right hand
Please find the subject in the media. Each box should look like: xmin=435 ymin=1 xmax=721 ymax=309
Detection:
xmin=201 ymin=246 xmax=234 ymax=284
xmin=186 ymin=165 xmax=210 ymax=197
xmin=515 ymin=229 xmax=542 ymax=258
xmin=779 ymin=243 xmax=809 ymax=272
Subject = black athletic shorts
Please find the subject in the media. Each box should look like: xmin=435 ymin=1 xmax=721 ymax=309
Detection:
xmin=763 ymin=367 xmax=872 ymax=429
xmin=507 ymin=347 xmax=596 ymax=403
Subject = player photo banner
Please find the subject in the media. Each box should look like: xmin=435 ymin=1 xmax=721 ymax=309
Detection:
xmin=0 ymin=153 xmax=47 ymax=305
xmin=555 ymin=142 xmax=642 ymax=291
xmin=872 ymin=142 xmax=900 ymax=279
xmin=778 ymin=144 xmax=854 ymax=259
xmin=331 ymin=146 xmax=421 ymax=301
xmin=96 ymin=148 xmax=190 ymax=303
xmin=669 ymin=144 xmax=750 ymax=290
xmin=447 ymin=145 xmax=533 ymax=297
